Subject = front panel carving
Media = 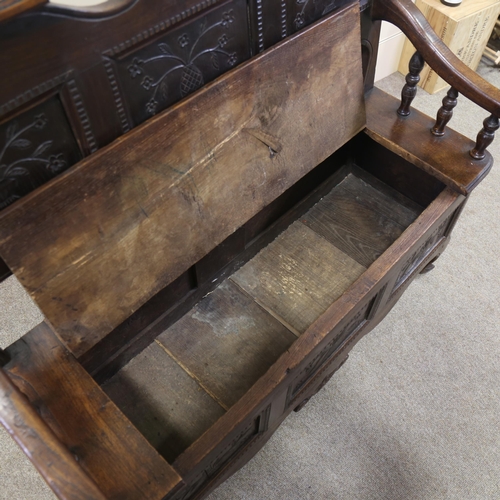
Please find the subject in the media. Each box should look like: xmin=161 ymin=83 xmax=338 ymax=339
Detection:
xmin=0 ymin=97 xmax=82 ymax=210
xmin=108 ymin=0 xmax=250 ymax=128
xmin=286 ymin=297 xmax=376 ymax=409
xmin=392 ymin=212 xmax=455 ymax=294
xmin=171 ymin=404 xmax=271 ymax=500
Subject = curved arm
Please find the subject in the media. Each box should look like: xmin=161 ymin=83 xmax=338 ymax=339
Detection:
xmin=0 ymin=0 xmax=135 ymax=22
xmin=371 ymin=0 xmax=500 ymax=117
xmin=0 ymin=0 xmax=47 ymax=23
xmin=0 ymin=368 xmax=106 ymax=500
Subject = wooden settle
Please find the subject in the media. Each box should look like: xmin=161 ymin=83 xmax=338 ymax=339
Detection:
xmin=0 ymin=0 xmax=500 ymax=499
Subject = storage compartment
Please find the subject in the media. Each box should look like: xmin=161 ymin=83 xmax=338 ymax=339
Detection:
xmin=101 ymin=139 xmax=447 ymax=465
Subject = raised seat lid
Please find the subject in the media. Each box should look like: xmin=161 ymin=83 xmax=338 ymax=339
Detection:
xmin=0 ymin=3 xmax=365 ymax=357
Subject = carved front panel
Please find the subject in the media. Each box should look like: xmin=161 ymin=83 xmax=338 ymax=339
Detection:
xmin=170 ymin=404 xmax=271 ymax=500
xmin=0 ymin=97 xmax=81 ymax=210
xmin=391 ymin=212 xmax=455 ymax=294
xmin=107 ymin=0 xmax=250 ymax=129
xmin=286 ymin=298 xmax=375 ymax=409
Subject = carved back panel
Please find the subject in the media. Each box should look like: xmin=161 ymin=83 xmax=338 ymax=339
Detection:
xmin=0 ymin=0 xmax=365 ymax=211
xmin=0 ymin=5 xmax=366 ymax=358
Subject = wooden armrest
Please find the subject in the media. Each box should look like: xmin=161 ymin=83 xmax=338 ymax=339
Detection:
xmin=372 ymin=0 xmax=500 ymax=117
xmin=365 ymin=88 xmax=492 ymax=195
xmin=0 ymin=368 xmax=106 ymax=500
xmin=3 ymin=323 xmax=183 ymax=500
xmin=0 ymin=0 xmax=47 ymax=23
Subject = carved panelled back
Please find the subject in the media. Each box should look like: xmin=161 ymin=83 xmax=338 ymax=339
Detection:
xmin=0 ymin=0 xmax=360 ymax=210
xmin=0 ymin=5 xmax=366 ymax=358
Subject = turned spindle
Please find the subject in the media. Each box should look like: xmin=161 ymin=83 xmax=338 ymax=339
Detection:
xmin=398 ymin=51 xmax=425 ymax=117
xmin=470 ymin=114 xmax=500 ymax=160
xmin=431 ymin=87 xmax=459 ymax=136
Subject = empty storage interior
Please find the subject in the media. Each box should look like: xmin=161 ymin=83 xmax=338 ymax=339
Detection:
xmin=102 ymin=139 xmax=444 ymax=463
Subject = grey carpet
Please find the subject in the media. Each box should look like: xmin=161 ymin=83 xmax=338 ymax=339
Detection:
xmin=1 ymin=62 xmax=499 ymax=499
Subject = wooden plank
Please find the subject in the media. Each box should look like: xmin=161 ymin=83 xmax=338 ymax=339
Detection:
xmin=231 ymin=221 xmax=366 ymax=334
xmin=175 ymin=187 xmax=462 ymax=478
xmin=0 ymin=369 xmax=106 ymax=500
xmin=343 ymin=167 xmax=422 ymax=226
xmin=0 ymin=4 xmax=365 ymax=358
xmin=102 ymin=342 xmax=225 ymax=464
xmin=4 ymin=323 xmax=182 ymax=500
xmin=157 ymin=280 xmax=297 ymax=409
xmin=83 ymin=160 xmax=353 ymax=385
xmin=302 ymin=174 xmax=410 ymax=267
xmin=365 ymin=88 xmax=492 ymax=195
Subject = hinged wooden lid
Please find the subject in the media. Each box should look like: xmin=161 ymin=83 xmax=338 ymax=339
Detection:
xmin=0 ymin=3 xmax=365 ymax=357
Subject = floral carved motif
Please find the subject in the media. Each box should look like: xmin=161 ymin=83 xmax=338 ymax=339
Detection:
xmin=126 ymin=10 xmax=240 ymax=118
xmin=0 ymin=115 xmax=66 ymax=209
xmin=0 ymin=98 xmax=81 ymax=210
xmin=293 ymin=0 xmax=343 ymax=32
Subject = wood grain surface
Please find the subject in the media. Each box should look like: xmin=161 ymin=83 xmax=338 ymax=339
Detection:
xmin=232 ymin=221 xmax=366 ymax=334
xmin=0 ymin=368 xmax=106 ymax=500
xmin=157 ymin=280 xmax=297 ymax=409
xmin=103 ymin=341 xmax=226 ymax=463
xmin=4 ymin=323 xmax=182 ymax=500
xmin=303 ymin=174 xmax=418 ymax=267
xmin=175 ymin=186 xmax=462 ymax=479
xmin=0 ymin=4 xmax=365 ymax=357
xmin=365 ymin=88 xmax=493 ymax=194
xmin=0 ymin=0 xmax=46 ymax=23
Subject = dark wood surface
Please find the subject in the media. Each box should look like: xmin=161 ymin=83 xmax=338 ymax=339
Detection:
xmin=3 ymin=323 xmax=182 ymax=500
xmin=397 ymin=51 xmax=425 ymax=117
xmin=0 ymin=0 xmax=46 ymax=23
xmin=102 ymin=341 xmax=226 ymax=464
xmin=365 ymin=88 xmax=493 ymax=195
xmin=81 ymin=155 xmax=352 ymax=384
xmin=471 ymin=115 xmax=500 ymax=160
xmin=432 ymin=87 xmax=459 ymax=137
xmin=104 ymin=166 xmax=428 ymax=473
xmin=0 ymin=5 xmax=365 ymax=359
xmin=173 ymin=186 xmax=463 ymax=499
xmin=232 ymin=220 xmax=366 ymax=333
xmin=0 ymin=258 xmax=9 ymax=283
xmin=0 ymin=0 xmax=358 ymax=211
xmin=2 ymin=1 xmax=500 ymax=498
xmin=157 ymin=280 xmax=297 ymax=409
xmin=0 ymin=368 xmax=106 ymax=500
xmin=301 ymin=177 xmax=414 ymax=268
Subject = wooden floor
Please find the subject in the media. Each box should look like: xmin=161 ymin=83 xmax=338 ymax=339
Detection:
xmin=102 ymin=169 xmax=421 ymax=463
